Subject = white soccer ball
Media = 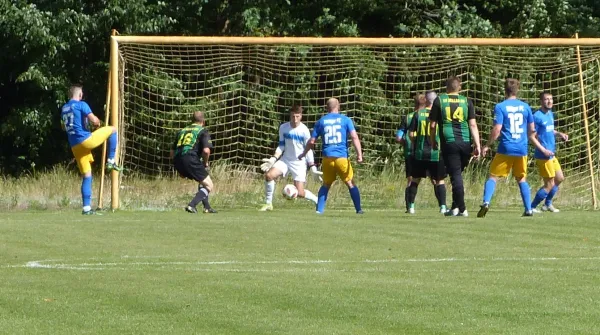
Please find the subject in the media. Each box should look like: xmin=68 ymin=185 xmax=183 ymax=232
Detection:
xmin=282 ymin=184 xmax=298 ymax=200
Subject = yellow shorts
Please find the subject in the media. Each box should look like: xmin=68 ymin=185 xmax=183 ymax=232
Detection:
xmin=536 ymin=157 xmax=561 ymax=179
xmin=71 ymin=126 xmax=113 ymax=174
xmin=322 ymin=157 xmax=354 ymax=185
xmin=489 ymin=153 xmax=527 ymax=179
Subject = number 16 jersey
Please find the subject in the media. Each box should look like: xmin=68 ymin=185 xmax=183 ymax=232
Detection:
xmin=312 ymin=113 xmax=356 ymax=158
xmin=493 ymin=99 xmax=533 ymax=157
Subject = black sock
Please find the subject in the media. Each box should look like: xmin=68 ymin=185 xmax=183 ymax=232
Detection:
xmin=189 ymin=187 xmax=209 ymax=208
xmin=202 ymin=197 xmax=211 ymax=209
xmin=404 ymin=186 xmax=410 ymax=210
xmin=434 ymin=184 xmax=440 ymax=204
xmin=408 ymin=182 xmax=419 ymax=205
xmin=435 ymin=184 xmax=447 ymax=207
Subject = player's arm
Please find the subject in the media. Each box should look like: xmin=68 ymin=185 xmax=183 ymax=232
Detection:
xmin=467 ymin=100 xmax=481 ymax=157
xmin=554 ymin=130 xmax=569 ymax=142
xmin=408 ymin=113 xmax=418 ymax=141
xmin=260 ymin=125 xmax=284 ymax=171
xmin=82 ymin=102 xmax=101 ymax=127
xmin=299 ymin=121 xmax=321 ymax=160
xmin=396 ymin=114 xmax=407 ymax=143
xmin=482 ymin=106 xmax=503 ymax=156
xmin=199 ymin=131 xmax=212 ymax=166
xmin=347 ymin=118 xmax=363 ymax=163
xmin=528 ymin=111 xmax=553 ymax=157
xmin=429 ymin=97 xmax=441 ymax=149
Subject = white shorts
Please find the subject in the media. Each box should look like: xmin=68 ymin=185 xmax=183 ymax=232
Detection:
xmin=272 ymin=159 xmax=306 ymax=183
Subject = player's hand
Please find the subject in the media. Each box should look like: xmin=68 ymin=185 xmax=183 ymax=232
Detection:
xmin=481 ymin=146 xmax=490 ymax=157
xmin=543 ymin=148 xmax=554 ymax=158
xmin=309 ymin=165 xmax=323 ymax=182
xmin=472 ymin=146 xmax=481 ymax=159
xmin=357 ymin=156 xmax=363 ymax=164
xmin=560 ymin=133 xmax=569 ymax=142
xmin=260 ymin=157 xmax=277 ymax=172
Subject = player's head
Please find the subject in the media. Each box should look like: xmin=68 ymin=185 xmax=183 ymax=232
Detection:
xmin=425 ymin=90 xmax=437 ymax=107
xmin=69 ymin=84 xmax=83 ymax=100
xmin=192 ymin=111 xmax=205 ymax=125
xmin=540 ymin=91 xmax=553 ymax=111
xmin=289 ymin=104 xmax=303 ymax=125
xmin=446 ymin=76 xmax=461 ymax=93
xmin=505 ymin=78 xmax=520 ymax=97
xmin=326 ymin=98 xmax=340 ymax=113
xmin=414 ymin=93 xmax=426 ymax=110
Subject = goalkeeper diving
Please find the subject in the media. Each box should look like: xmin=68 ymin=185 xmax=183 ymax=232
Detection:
xmin=259 ymin=105 xmax=323 ymax=211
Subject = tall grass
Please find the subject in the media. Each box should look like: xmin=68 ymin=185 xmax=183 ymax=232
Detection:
xmin=0 ymin=161 xmax=596 ymax=211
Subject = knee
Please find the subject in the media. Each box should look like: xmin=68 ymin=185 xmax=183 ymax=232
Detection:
xmin=555 ymin=175 xmax=565 ymax=185
xmin=345 ymin=180 xmax=355 ymax=188
xmin=110 ymin=126 xmax=117 ymax=134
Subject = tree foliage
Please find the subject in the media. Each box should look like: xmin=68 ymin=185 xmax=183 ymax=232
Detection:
xmin=1 ymin=0 xmax=599 ymax=174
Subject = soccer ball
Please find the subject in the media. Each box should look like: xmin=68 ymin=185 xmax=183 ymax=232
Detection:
xmin=282 ymin=184 xmax=298 ymax=200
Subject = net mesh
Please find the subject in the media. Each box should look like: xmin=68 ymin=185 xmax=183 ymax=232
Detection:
xmin=116 ymin=41 xmax=600 ymax=207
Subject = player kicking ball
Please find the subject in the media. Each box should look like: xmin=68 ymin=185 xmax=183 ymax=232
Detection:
xmin=259 ymin=105 xmax=322 ymax=211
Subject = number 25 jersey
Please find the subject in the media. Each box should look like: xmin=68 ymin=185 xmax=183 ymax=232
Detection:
xmin=312 ymin=113 xmax=356 ymax=158
xmin=493 ymin=99 xmax=533 ymax=157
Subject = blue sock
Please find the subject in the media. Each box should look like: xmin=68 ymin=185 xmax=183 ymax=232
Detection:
xmin=545 ymin=185 xmax=559 ymax=206
xmin=519 ymin=181 xmax=532 ymax=212
xmin=483 ymin=178 xmax=497 ymax=204
xmin=349 ymin=186 xmax=362 ymax=212
xmin=108 ymin=132 xmax=118 ymax=160
xmin=531 ymin=187 xmax=548 ymax=209
xmin=82 ymin=175 xmax=92 ymax=208
xmin=317 ymin=186 xmax=329 ymax=213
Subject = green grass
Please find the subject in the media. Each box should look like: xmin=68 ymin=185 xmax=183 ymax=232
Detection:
xmin=1 ymin=209 xmax=600 ymax=334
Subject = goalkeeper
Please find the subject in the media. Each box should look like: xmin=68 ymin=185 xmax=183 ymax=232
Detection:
xmin=60 ymin=84 xmax=121 ymax=215
xmin=259 ymin=105 xmax=322 ymax=211
xmin=171 ymin=111 xmax=217 ymax=214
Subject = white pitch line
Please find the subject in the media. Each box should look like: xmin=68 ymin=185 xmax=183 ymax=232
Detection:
xmin=2 ymin=256 xmax=600 ymax=271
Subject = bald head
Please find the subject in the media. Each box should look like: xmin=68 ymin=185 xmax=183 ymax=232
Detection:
xmin=192 ymin=111 xmax=205 ymax=124
xmin=326 ymin=98 xmax=340 ymax=113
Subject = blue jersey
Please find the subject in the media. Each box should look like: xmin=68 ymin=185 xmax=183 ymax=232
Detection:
xmin=312 ymin=113 xmax=356 ymax=158
xmin=493 ymin=99 xmax=534 ymax=156
xmin=533 ymin=109 xmax=555 ymax=159
xmin=61 ymin=99 xmax=93 ymax=147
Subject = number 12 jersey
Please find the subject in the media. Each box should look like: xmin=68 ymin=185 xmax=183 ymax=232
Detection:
xmin=493 ymin=99 xmax=533 ymax=157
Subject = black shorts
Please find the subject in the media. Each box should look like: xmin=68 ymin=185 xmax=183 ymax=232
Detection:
xmin=405 ymin=156 xmax=415 ymax=178
xmin=411 ymin=159 xmax=447 ymax=180
xmin=441 ymin=142 xmax=472 ymax=173
xmin=174 ymin=155 xmax=208 ymax=182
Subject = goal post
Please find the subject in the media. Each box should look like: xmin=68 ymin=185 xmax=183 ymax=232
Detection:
xmin=105 ymin=35 xmax=600 ymax=210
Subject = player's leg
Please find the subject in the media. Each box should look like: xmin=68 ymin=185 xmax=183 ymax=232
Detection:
xmin=408 ymin=160 xmax=426 ymax=214
xmin=71 ymin=145 xmax=97 ymax=215
xmin=260 ymin=161 xmax=286 ymax=211
xmin=512 ymin=156 xmax=533 ymax=216
xmin=183 ymin=158 xmax=212 ymax=213
xmin=404 ymin=157 xmax=413 ymax=212
xmin=531 ymin=158 xmax=556 ymax=212
xmin=290 ymin=162 xmax=318 ymax=204
xmin=431 ymin=159 xmax=448 ymax=214
xmin=79 ymin=126 xmax=121 ymax=171
xmin=478 ymin=154 xmax=511 ymax=217
xmin=338 ymin=158 xmax=362 ymax=214
xmin=543 ymin=158 xmax=563 ymax=212
xmin=201 ymin=191 xmax=217 ymax=213
xmin=316 ymin=158 xmax=336 ymax=214
xmin=441 ymin=144 xmax=463 ymax=214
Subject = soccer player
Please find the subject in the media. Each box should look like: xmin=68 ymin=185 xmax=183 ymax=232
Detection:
xmin=408 ymin=93 xmax=448 ymax=214
xmin=298 ymin=98 xmax=363 ymax=214
xmin=396 ymin=91 xmax=438 ymax=213
xmin=61 ymin=84 xmax=120 ymax=215
xmin=258 ymin=105 xmax=322 ymax=211
xmin=530 ymin=92 xmax=568 ymax=213
xmin=477 ymin=78 xmax=545 ymax=217
xmin=429 ymin=77 xmax=481 ymax=217
xmin=171 ymin=111 xmax=217 ymax=214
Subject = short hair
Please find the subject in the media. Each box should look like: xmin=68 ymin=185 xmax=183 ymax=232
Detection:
xmin=446 ymin=76 xmax=461 ymax=92
xmin=192 ymin=111 xmax=205 ymax=123
xmin=290 ymin=104 xmax=303 ymax=114
xmin=69 ymin=84 xmax=83 ymax=98
xmin=426 ymin=91 xmax=437 ymax=105
xmin=326 ymin=98 xmax=339 ymax=111
xmin=414 ymin=93 xmax=427 ymax=110
xmin=505 ymin=78 xmax=520 ymax=96
xmin=539 ymin=91 xmax=552 ymax=101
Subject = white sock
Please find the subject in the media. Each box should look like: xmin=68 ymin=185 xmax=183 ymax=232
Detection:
xmin=265 ymin=180 xmax=275 ymax=204
xmin=107 ymin=158 xmax=115 ymax=164
xmin=83 ymin=205 xmax=92 ymax=212
xmin=303 ymin=190 xmax=318 ymax=204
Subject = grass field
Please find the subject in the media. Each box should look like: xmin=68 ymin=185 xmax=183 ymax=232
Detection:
xmin=1 ymin=208 xmax=599 ymax=334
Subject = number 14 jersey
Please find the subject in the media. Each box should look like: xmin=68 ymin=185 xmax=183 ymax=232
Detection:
xmin=429 ymin=93 xmax=476 ymax=145
xmin=312 ymin=113 xmax=356 ymax=158
xmin=493 ymin=99 xmax=533 ymax=157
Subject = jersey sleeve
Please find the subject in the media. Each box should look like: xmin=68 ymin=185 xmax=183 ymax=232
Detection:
xmin=303 ymin=127 xmax=315 ymax=164
xmin=345 ymin=116 xmax=356 ymax=133
xmin=278 ymin=125 xmax=285 ymax=148
xmin=198 ymin=131 xmax=212 ymax=151
xmin=493 ymin=105 xmax=503 ymax=126
xmin=80 ymin=102 xmax=92 ymax=116
xmin=408 ymin=113 xmax=418 ymax=132
xmin=467 ymin=100 xmax=476 ymax=120
xmin=398 ymin=114 xmax=408 ymax=137
xmin=526 ymin=106 xmax=534 ymax=124
xmin=311 ymin=119 xmax=323 ymax=139
xmin=428 ymin=97 xmax=441 ymax=123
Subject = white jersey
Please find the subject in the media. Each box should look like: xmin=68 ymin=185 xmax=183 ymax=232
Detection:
xmin=278 ymin=122 xmax=313 ymax=164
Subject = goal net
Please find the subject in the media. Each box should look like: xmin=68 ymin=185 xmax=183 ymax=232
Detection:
xmin=111 ymin=37 xmax=600 ymax=208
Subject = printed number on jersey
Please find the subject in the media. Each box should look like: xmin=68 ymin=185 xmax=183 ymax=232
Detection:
xmin=177 ymin=132 xmax=194 ymax=147
xmin=445 ymin=106 xmax=464 ymax=122
xmin=324 ymin=125 xmax=342 ymax=144
xmin=508 ymin=113 xmax=524 ymax=139
xmin=62 ymin=112 xmax=75 ymax=133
